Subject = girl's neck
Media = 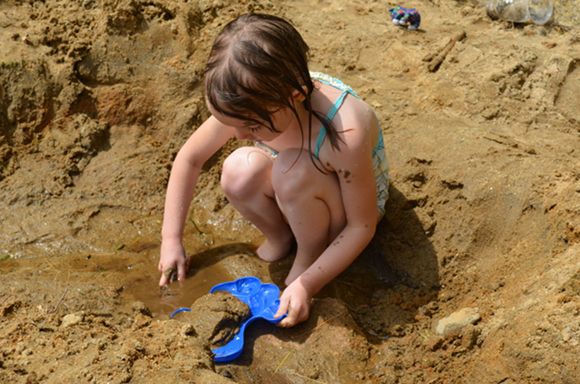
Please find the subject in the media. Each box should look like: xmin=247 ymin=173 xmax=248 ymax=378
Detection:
xmin=264 ymin=89 xmax=322 ymax=146
xmin=296 ymin=100 xmax=312 ymax=132
xmin=295 ymin=88 xmax=322 ymax=133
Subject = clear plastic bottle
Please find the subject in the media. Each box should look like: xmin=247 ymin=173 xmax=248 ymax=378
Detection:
xmin=486 ymin=0 xmax=554 ymax=25
xmin=528 ymin=0 xmax=554 ymax=25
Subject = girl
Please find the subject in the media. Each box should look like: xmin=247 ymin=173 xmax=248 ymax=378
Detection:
xmin=158 ymin=13 xmax=389 ymax=327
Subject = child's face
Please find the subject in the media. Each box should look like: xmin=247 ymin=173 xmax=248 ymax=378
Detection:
xmin=207 ymin=101 xmax=295 ymax=142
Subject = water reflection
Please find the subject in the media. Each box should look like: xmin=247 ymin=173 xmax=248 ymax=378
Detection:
xmin=124 ymin=261 xmax=232 ymax=318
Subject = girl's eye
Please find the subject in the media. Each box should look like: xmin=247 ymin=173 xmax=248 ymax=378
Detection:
xmin=245 ymin=124 xmax=261 ymax=132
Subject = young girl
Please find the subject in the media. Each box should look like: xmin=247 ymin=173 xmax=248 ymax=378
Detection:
xmin=158 ymin=13 xmax=389 ymax=327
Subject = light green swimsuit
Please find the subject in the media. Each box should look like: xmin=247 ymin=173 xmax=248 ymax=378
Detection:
xmin=309 ymin=72 xmax=389 ymax=218
xmin=256 ymin=72 xmax=390 ymax=217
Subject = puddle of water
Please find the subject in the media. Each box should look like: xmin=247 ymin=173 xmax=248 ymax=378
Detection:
xmin=121 ymin=241 xmax=262 ymax=318
xmin=123 ymin=256 xmax=234 ymax=318
xmin=1 ymin=225 xmax=259 ymax=319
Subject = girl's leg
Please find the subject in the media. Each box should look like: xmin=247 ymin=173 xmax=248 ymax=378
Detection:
xmin=221 ymin=146 xmax=293 ymax=262
xmin=272 ymin=149 xmax=346 ymax=285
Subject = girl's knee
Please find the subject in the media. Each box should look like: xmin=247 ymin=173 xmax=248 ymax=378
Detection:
xmin=221 ymin=147 xmax=271 ymax=199
xmin=271 ymin=149 xmax=314 ymax=199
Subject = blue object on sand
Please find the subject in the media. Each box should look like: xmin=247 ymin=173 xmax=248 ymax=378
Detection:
xmin=389 ymin=5 xmax=421 ymax=30
xmin=209 ymin=276 xmax=285 ymax=363
xmin=169 ymin=307 xmax=192 ymax=318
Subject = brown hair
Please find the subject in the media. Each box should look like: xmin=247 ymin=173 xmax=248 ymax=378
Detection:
xmin=204 ymin=13 xmax=343 ymax=167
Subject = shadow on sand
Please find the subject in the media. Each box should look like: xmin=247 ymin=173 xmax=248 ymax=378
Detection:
xmin=267 ymin=184 xmax=440 ymax=343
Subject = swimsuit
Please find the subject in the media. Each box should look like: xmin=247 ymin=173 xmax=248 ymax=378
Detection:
xmin=256 ymin=72 xmax=390 ymax=217
xmin=310 ymin=72 xmax=390 ymax=218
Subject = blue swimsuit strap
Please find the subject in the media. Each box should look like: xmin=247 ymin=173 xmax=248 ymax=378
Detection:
xmin=313 ymin=77 xmax=359 ymax=159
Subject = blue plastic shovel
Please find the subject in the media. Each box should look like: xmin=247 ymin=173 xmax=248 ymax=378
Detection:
xmin=169 ymin=276 xmax=285 ymax=363
xmin=210 ymin=276 xmax=285 ymax=363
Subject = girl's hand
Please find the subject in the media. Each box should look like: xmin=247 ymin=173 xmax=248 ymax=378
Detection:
xmin=274 ymin=277 xmax=313 ymax=327
xmin=158 ymin=240 xmax=189 ymax=287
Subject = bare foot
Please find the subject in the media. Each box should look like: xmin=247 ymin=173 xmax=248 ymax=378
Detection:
xmin=256 ymin=236 xmax=293 ymax=262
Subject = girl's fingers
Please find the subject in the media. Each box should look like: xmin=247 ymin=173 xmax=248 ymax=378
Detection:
xmin=160 ymin=266 xmax=177 ymax=287
xmin=177 ymin=260 xmax=186 ymax=281
xmin=181 ymin=256 xmax=192 ymax=280
xmin=280 ymin=300 xmax=311 ymax=327
xmin=159 ymin=271 xmax=169 ymax=287
xmin=281 ymin=306 xmax=303 ymax=327
xmin=275 ymin=295 xmax=290 ymax=320
xmin=280 ymin=302 xmax=301 ymax=327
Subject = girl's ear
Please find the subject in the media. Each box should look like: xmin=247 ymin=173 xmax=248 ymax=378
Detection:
xmin=291 ymin=87 xmax=307 ymax=102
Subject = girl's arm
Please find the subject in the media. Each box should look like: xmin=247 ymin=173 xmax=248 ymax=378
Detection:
xmin=304 ymin=133 xmax=378 ymax=290
xmin=277 ymin=119 xmax=379 ymax=325
xmin=159 ymin=116 xmax=234 ymax=286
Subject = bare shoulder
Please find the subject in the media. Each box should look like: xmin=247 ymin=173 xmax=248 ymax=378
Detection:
xmin=342 ymin=95 xmax=378 ymax=131
xmin=335 ymin=95 xmax=379 ymax=152
xmin=310 ymin=81 xmax=380 ymax=169
xmin=325 ymin=95 xmax=379 ymax=221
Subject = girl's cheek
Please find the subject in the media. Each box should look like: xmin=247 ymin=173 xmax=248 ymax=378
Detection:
xmin=233 ymin=129 xmax=253 ymax=140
